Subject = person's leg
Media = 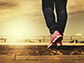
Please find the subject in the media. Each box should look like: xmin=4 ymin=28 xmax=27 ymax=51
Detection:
xmin=42 ymin=0 xmax=59 ymax=34
xmin=55 ymin=0 xmax=68 ymax=35
xmin=42 ymin=0 xmax=64 ymax=48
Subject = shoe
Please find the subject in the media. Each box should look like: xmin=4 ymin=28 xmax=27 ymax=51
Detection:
xmin=48 ymin=30 xmax=63 ymax=48
xmin=57 ymin=42 xmax=62 ymax=46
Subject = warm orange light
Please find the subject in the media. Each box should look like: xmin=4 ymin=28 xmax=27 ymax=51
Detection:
xmin=3 ymin=18 xmax=29 ymax=43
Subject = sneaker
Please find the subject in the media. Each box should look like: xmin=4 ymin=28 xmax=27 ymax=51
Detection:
xmin=57 ymin=42 xmax=62 ymax=46
xmin=48 ymin=30 xmax=63 ymax=48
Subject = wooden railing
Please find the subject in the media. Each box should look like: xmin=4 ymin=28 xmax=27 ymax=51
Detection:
xmin=0 ymin=37 xmax=7 ymax=43
xmin=18 ymin=36 xmax=84 ymax=43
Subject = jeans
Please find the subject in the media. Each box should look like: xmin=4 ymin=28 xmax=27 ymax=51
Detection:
xmin=42 ymin=0 xmax=68 ymax=35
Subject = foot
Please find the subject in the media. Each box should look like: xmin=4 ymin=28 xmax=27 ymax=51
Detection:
xmin=57 ymin=42 xmax=62 ymax=46
xmin=48 ymin=30 xmax=63 ymax=48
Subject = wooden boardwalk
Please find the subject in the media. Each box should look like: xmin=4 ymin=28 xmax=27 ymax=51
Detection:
xmin=0 ymin=55 xmax=84 ymax=63
xmin=0 ymin=45 xmax=84 ymax=63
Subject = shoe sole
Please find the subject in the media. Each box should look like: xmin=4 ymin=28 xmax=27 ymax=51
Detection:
xmin=57 ymin=42 xmax=62 ymax=46
xmin=48 ymin=35 xmax=63 ymax=48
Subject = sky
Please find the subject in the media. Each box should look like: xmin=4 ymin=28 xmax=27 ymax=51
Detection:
xmin=0 ymin=0 xmax=84 ymax=40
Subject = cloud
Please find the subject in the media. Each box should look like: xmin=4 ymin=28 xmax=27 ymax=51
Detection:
xmin=68 ymin=10 xmax=84 ymax=17
xmin=68 ymin=0 xmax=84 ymax=13
xmin=0 ymin=0 xmax=18 ymax=9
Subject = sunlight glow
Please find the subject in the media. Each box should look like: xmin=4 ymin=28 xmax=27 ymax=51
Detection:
xmin=3 ymin=18 xmax=30 ymax=43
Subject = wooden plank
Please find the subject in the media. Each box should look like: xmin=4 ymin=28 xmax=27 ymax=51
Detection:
xmin=0 ymin=55 xmax=84 ymax=63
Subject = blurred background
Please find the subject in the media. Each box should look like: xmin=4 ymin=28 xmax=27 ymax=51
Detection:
xmin=0 ymin=0 xmax=84 ymax=43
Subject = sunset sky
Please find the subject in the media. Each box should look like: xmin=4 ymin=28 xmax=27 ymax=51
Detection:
xmin=0 ymin=0 xmax=84 ymax=41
